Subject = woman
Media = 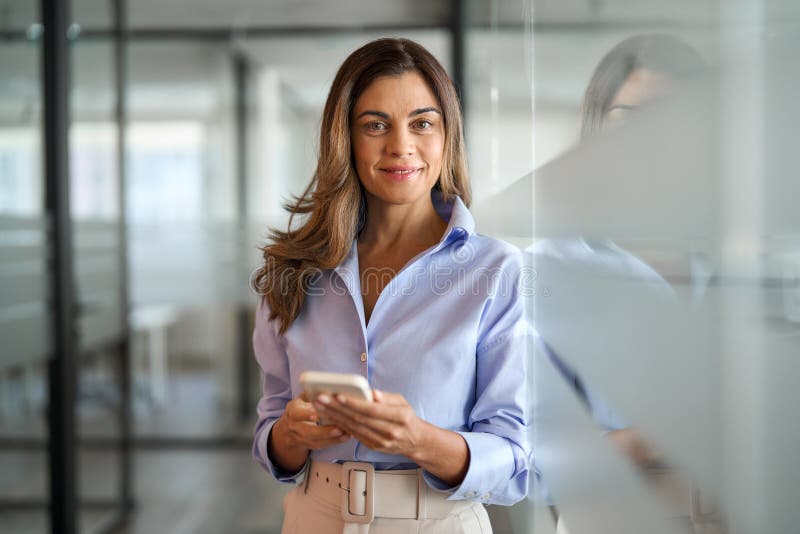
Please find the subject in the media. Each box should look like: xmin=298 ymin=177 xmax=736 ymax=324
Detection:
xmin=251 ymin=38 xmax=530 ymax=533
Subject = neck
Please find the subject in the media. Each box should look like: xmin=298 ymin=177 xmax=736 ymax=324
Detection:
xmin=359 ymin=191 xmax=448 ymax=251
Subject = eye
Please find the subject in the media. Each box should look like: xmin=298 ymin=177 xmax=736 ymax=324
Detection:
xmin=413 ymin=119 xmax=433 ymax=130
xmin=365 ymin=121 xmax=387 ymax=131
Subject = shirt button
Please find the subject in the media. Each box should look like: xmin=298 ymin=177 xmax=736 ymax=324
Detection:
xmin=481 ymin=493 xmax=491 ymax=500
xmin=465 ymin=491 xmax=476 ymax=498
xmin=360 ymin=352 xmax=367 ymax=362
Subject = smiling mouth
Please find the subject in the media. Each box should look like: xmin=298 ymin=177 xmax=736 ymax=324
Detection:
xmin=379 ymin=167 xmax=423 ymax=179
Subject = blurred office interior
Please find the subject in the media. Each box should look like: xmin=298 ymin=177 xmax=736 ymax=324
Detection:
xmin=1 ymin=0 xmax=798 ymax=533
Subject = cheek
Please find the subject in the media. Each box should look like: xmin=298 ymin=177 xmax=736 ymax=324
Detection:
xmin=352 ymin=137 xmax=379 ymax=170
xmin=350 ymin=138 xmax=368 ymax=172
xmin=424 ymin=137 xmax=445 ymax=170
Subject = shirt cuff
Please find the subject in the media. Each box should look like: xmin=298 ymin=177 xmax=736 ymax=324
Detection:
xmin=421 ymin=431 xmax=514 ymax=502
xmin=254 ymin=418 xmax=308 ymax=483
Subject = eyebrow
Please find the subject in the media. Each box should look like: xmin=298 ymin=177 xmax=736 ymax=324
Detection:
xmin=355 ymin=107 xmax=441 ymax=120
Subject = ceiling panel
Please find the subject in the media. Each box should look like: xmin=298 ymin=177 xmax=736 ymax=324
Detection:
xmin=126 ymin=0 xmax=450 ymax=30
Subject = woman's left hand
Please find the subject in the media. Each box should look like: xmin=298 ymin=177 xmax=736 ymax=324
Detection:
xmin=313 ymin=389 xmax=426 ymax=458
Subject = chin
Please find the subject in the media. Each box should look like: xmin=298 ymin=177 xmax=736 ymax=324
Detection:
xmin=379 ymin=191 xmax=426 ymax=206
xmin=363 ymin=174 xmax=433 ymax=206
xmin=369 ymin=185 xmax=430 ymax=206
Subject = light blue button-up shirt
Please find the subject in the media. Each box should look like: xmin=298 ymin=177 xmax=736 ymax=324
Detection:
xmin=252 ymin=190 xmax=531 ymax=505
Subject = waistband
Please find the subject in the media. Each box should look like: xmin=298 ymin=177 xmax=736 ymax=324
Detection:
xmin=304 ymin=459 xmax=466 ymax=524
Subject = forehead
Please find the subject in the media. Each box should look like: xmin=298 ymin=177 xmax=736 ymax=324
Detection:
xmin=353 ymin=71 xmax=440 ymax=113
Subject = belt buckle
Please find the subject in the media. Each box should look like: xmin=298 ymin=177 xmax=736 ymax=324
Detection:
xmin=340 ymin=461 xmax=374 ymax=524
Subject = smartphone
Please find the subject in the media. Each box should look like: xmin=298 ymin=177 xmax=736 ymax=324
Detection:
xmin=300 ymin=371 xmax=373 ymax=425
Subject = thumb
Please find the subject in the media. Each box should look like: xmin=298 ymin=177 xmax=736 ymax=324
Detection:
xmin=372 ymin=390 xmax=405 ymax=405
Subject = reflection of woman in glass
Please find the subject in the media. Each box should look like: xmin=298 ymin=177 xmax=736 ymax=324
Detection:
xmin=251 ymin=38 xmax=529 ymax=533
xmin=532 ymin=35 xmax=707 ymax=533
xmin=538 ymin=33 xmax=708 ymax=468
xmin=535 ymin=33 xmax=715 ymax=534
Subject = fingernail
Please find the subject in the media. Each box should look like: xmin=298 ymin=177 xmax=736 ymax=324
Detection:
xmin=317 ymin=394 xmax=330 ymax=405
xmin=331 ymin=429 xmax=343 ymax=437
xmin=335 ymin=394 xmax=346 ymax=404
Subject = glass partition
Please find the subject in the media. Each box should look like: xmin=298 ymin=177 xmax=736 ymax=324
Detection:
xmin=71 ymin=0 xmax=128 ymax=531
xmin=0 ymin=1 xmax=49 ymax=531
xmin=125 ymin=39 xmax=242 ymax=437
xmin=468 ymin=0 xmax=800 ymax=533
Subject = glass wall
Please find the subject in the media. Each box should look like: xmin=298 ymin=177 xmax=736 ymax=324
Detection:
xmin=72 ymin=0 xmax=128 ymax=531
xmin=125 ymin=39 xmax=240 ymax=437
xmin=0 ymin=1 xmax=50 ymax=531
xmin=1 ymin=0 xmax=130 ymax=531
xmin=467 ymin=1 xmax=800 ymax=533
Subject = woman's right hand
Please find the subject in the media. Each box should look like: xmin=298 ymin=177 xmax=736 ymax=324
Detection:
xmin=267 ymin=394 xmax=350 ymax=474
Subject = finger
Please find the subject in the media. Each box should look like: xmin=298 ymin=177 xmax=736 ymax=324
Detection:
xmin=373 ymin=389 xmax=408 ymax=405
xmin=372 ymin=389 xmax=405 ymax=404
xmin=291 ymin=421 xmax=350 ymax=448
xmin=293 ymin=406 xmax=319 ymax=423
xmin=314 ymin=396 xmax=364 ymax=421
xmin=346 ymin=423 xmax=397 ymax=452
xmin=316 ymin=409 xmax=383 ymax=448
xmin=325 ymin=394 xmax=409 ymax=424
xmin=287 ymin=400 xmax=318 ymax=422
xmin=314 ymin=403 xmax=397 ymax=439
xmin=313 ymin=405 xmax=374 ymax=438
xmin=295 ymin=421 xmax=344 ymax=437
xmin=291 ymin=420 xmax=347 ymax=442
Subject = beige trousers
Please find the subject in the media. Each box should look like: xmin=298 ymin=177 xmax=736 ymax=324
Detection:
xmin=281 ymin=483 xmax=493 ymax=534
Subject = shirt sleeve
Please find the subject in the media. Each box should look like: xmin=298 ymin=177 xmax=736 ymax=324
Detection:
xmin=423 ymin=248 xmax=532 ymax=505
xmin=544 ymin=340 xmax=630 ymax=431
xmin=252 ymin=297 xmax=305 ymax=483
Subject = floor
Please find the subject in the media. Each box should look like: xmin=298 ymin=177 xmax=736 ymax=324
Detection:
xmin=117 ymin=449 xmax=288 ymax=534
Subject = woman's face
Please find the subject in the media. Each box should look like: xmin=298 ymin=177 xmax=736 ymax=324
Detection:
xmin=605 ymin=68 xmax=673 ymax=125
xmin=351 ymin=71 xmax=445 ymax=208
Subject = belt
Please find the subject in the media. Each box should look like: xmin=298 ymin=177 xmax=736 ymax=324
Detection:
xmin=304 ymin=460 xmax=463 ymax=525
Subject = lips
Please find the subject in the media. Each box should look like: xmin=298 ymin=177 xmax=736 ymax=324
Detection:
xmin=379 ymin=165 xmax=423 ymax=181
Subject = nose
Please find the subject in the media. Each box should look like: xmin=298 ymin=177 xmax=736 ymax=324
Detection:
xmin=385 ymin=127 xmax=414 ymax=157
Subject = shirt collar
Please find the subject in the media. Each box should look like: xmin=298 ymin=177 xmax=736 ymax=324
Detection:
xmin=432 ymin=189 xmax=474 ymax=243
xmin=334 ymin=189 xmax=474 ymax=282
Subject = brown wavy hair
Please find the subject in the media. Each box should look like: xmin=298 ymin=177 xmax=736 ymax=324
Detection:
xmin=252 ymin=38 xmax=471 ymax=334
